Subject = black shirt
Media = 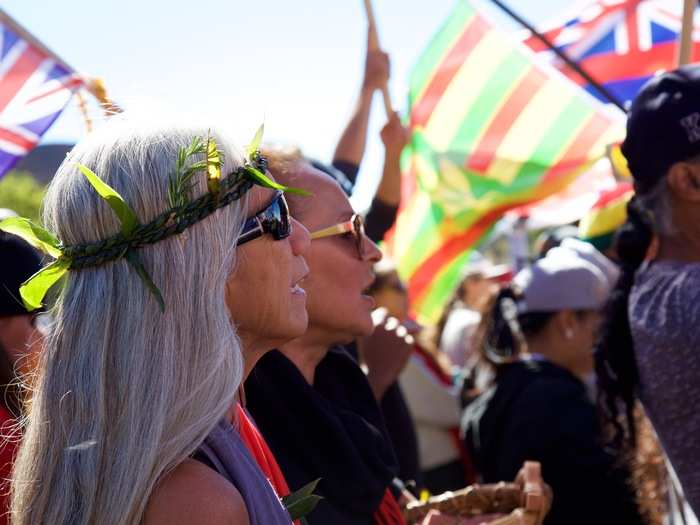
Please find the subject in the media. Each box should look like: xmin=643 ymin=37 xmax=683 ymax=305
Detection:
xmin=461 ymin=359 xmax=642 ymax=525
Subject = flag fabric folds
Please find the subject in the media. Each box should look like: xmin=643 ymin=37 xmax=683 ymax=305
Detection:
xmin=521 ymin=0 xmax=700 ymax=105
xmin=578 ymin=182 xmax=634 ymax=252
xmin=0 ymin=22 xmax=82 ymax=179
xmin=386 ymin=0 xmax=625 ymax=325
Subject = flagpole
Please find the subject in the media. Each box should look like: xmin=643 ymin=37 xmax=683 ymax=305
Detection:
xmin=0 ymin=7 xmax=120 ymax=112
xmin=362 ymin=0 xmax=394 ymax=118
xmin=677 ymin=0 xmax=696 ymax=66
xmin=487 ymin=0 xmax=627 ymax=112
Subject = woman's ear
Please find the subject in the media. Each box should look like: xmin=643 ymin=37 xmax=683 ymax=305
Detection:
xmin=668 ymin=162 xmax=700 ymax=202
xmin=553 ymin=310 xmax=576 ymax=341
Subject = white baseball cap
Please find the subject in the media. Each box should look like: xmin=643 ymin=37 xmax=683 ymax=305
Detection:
xmin=514 ymin=247 xmax=610 ymax=313
xmin=554 ymin=238 xmax=620 ymax=287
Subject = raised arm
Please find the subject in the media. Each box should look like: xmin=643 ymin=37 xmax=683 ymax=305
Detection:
xmin=332 ymin=31 xmax=389 ymax=169
xmin=365 ymin=112 xmax=409 ymax=242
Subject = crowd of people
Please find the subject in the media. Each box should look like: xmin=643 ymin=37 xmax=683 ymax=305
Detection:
xmin=1 ymin=37 xmax=700 ymax=525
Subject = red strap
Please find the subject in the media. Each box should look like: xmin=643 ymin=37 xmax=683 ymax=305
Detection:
xmin=412 ymin=345 xmax=452 ymax=386
xmin=372 ymin=488 xmax=406 ymax=525
xmin=237 ymin=404 xmax=292 ymax=497
xmin=0 ymin=407 xmax=17 ymax=525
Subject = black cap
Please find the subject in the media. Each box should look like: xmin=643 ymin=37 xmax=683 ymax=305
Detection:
xmin=0 ymin=232 xmax=42 ymax=316
xmin=308 ymin=159 xmax=354 ymax=196
xmin=622 ymin=65 xmax=700 ymax=194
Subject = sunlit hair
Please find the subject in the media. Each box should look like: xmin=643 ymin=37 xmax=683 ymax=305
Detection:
xmin=262 ymin=147 xmax=315 ymax=219
xmin=11 ymin=114 xmax=249 ymax=525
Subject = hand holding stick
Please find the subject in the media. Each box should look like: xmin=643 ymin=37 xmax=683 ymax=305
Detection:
xmin=362 ymin=0 xmax=393 ymax=118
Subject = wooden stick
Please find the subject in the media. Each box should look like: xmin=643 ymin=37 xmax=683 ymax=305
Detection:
xmin=75 ymin=91 xmax=93 ymax=133
xmin=362 ymin=0 xmax=394 ymax=119
xmin=677 ymin=0 xmax=696 ymax=66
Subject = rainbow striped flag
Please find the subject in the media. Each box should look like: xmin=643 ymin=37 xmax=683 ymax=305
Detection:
xmin=387 ymin=0 xmax=625 ymax=325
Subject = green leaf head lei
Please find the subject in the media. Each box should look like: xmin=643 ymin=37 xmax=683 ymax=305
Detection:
xmin=0 ymin=129 xmax=309 ymax=313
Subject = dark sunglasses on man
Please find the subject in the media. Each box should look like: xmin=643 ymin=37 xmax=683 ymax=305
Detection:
xmin=237 ymin=190 xmax=291 ymax=246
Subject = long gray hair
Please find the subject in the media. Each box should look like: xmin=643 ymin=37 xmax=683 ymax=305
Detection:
xmin=11 ymin=114 xmax=248 ymax=524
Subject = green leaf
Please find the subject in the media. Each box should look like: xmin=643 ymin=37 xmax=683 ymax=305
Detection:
xmin=0 ymin=217 xmax=62 ymax=258
xmin=206 ymin=137 xmax=222 ymax=195
xmin=281 ymin=479 xmax=322 ymax=520
xmin=244 ymin=165 xmax=312 ymax=196
xmin=125 ymin=250 xmax=165 ymax=312
xmin=246 ymin=123 xmax=265 ymax=158
xmin=20 ymin=258 xmax=70 ymax=311
xmin=77 ymin=164 xmax=139 ymax=235
xmin=293 ymin=479 xmax=321 ymax=500
xmin=283 ymin=495 xmax=323 ymax=521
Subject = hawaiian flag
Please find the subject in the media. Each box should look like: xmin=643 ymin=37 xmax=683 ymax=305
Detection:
xmin=386 ymin=0 xmax=624 ymax=324
xmin=0 ymin=22 xmax=83 ymax=178
xmin=521 ymin=0 xmax=700 ymax=105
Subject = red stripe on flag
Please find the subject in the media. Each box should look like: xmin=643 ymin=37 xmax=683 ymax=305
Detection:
xmin=540 ymin=112 xmax=611 ymax=184
xmin=407 ymin=204 xmax=510 ymax=302
xmin=625 ymin=2 xmax=640 ymax=54
xmin=523 ymin=28 xmax=564 ymax=53
xmin=558 ymin=43 xmax=687 ymax=87
xmin=410 ymin=15 xmax=489 ymax=128
xmin=592 ymin=182 xmax=633 ymax=209
xmin=464 ymin=67 xmax=548 ymax=172
xmin=400 ymin=156 xmax=418 ymax=205
xmin=0 ymin=127 xmax=37 ymax=151
xmin=0 ymin=46 xmax=46 ymax=113
xmin=26 ymin=76 xmax=83 ymax=104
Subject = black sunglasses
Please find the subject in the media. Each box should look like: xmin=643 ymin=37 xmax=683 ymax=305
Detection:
xmin=237 ymin=190 xmax=291 ymax=246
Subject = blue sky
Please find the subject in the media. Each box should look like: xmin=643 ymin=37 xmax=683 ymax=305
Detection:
xmin=4 ymin=0 xmax=571 ymax=207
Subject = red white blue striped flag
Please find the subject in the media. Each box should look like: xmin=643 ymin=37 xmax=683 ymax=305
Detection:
xmin=0 ymin=19 xmax=83 ymax=178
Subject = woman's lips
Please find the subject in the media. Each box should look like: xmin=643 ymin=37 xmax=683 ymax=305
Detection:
xmin=291 ymin=284 xmax=306 ymax=296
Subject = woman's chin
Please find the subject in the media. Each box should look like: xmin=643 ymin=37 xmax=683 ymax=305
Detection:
xmin=287 ymin=314 xmax=309 ymax=340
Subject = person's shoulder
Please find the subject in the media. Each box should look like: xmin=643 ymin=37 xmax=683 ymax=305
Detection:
xmin=144 ymin=458 xmax=249 ymax=525
xmin=507 ymin=362 xmax=588 ymax=411
xmin=636 ymin=260 xmax=700 ymax=296
xmin=446 ymin=307 xmax=481 ymax=326
xmin=633 ymin=260 xmax=700 ymax=326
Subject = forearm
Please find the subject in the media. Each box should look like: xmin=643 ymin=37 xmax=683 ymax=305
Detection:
xmin=375 ymin=152 xmax=402 ymax=206
xmin=333 ymin=86 xmax=374 ymax=166
xmin=366 ymin=368 xmax=395 ymax=400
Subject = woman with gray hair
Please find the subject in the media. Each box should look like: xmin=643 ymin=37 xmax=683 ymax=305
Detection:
xmin=3 ymin=114 xmax=309 ymax=524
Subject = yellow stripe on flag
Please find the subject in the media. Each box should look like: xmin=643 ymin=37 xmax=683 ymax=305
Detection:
xmin=486 ymin=84 xmax=576 ymax=185
xmin=423 ymin=32 xmax=515 ymax=151
xmin=579 ymin=195 xmax=632 ymax=239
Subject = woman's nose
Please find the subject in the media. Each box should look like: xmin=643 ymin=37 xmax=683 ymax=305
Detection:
xmin=290 ymin=217 xmax=310 ymax=256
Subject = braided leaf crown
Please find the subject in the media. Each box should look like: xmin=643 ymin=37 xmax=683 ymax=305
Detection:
xmin=0 ymin=127 xmax=308 ymax=312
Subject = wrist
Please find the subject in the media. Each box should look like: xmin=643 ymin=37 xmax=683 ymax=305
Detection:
xmin=360 ymin=82 xmax=378 ymax=96
xmin=383 ymin=148 xmax=404 ymax=159
xmin=366 ymin=369 xmax=392 ymax=400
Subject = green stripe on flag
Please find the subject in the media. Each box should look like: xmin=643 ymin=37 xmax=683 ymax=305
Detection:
xmin=395 ymin=202 xmax=442 ymax=276
xmin=509 ymin=97 xmax=593 ymax=192
xmin=446 ymin=53 xmax=529 ymax=157
xmin=415 ymin=232 xmax=491 ymax=324
xmin=409 ymin=1 xmax=475 ymax=104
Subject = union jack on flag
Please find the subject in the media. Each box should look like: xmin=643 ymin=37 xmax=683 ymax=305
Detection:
xmin=521 ymin=0 xmax=700 ymax=105
xmin=0 ymin=21 xmax=83 ymax=178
